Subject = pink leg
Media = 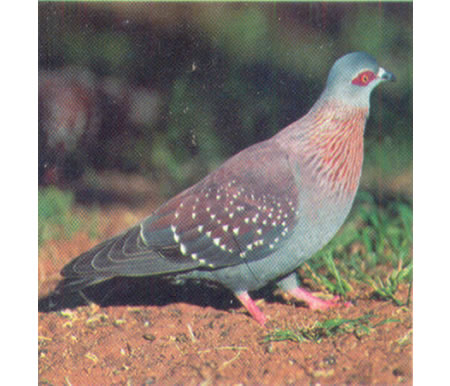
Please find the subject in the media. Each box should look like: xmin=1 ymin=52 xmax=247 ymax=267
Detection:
xmin=235 ymin=292 xmax=267 ymax=326
xmin=287 ymin=287 xmax=352 ymax=311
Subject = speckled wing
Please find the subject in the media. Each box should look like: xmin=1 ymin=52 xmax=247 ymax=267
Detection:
xmin=61 ymin=139 xmax=300 ymax=287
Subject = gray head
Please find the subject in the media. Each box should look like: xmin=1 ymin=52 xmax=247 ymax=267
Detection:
xmin=321 ymin=52 xmax=395 ymax=108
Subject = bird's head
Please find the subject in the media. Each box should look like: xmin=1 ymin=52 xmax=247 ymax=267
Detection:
xmin=322 ymin=52 xmax=395 ymax=108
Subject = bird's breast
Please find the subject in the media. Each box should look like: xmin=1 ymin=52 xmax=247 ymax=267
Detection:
xmin=280 ymin=105 xmax=368 ymax=265
xmin=298 ymin=104 xmax=367 ymax=200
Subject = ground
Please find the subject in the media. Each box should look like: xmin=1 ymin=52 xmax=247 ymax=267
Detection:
xmin=38 ymin=180 xmax=412 ymax=385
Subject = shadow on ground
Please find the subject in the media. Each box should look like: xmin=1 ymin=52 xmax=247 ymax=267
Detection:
xmin=38 ymin=276 xmax=285 ymax=315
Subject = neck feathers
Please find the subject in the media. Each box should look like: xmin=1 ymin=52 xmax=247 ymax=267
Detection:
xmin=281 ymin=99 xmax=368 ymax=196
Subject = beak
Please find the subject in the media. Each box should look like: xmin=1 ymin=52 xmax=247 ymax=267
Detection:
xmin=377 ymin=66 xmax=396 ymax=82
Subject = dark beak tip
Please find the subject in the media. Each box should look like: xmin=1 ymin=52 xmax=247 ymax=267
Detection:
xmin=383 ymin=72 xmax=396 ymax=82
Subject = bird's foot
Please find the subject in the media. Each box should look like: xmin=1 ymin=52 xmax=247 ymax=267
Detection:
xmin=235 ymin=291 xmax=267 ymax=326
xmin=287 ymin=287 xmax=352 ymax=311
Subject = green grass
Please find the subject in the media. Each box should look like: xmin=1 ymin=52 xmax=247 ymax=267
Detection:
xmin=263 ymin=312 xmax=400 ymax=343
xmin=38 ymin=187 xmax=79 ymax=247
xmin=299 ymin=191 xmax=412 ymax=307
xmin=38 ymin=187 xmax=100 ymax=248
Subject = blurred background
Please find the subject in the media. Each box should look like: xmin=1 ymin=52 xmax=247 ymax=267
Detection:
xmin=38 ymin=2 xmax=412 ymax=295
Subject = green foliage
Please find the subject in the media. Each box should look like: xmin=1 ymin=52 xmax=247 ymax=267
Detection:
xmin=361 ymin=259 xmax=412 ymax=306
xmin=39 ymin=3 xmax=412 ymax=191
xmin=363 ymin=134 xmax=412 ymax=186
xmin=63 ymin=31 xmax=133 ymax=74
xmin=202 ymin=7 xmax=272 ymax=65
xmin=38 ymin=187 xmax=100 ymax=248
xmin=264 ymin=312 xmax=400 ymax=343
xmin=38 ymin=187 xmax=80 ymax=247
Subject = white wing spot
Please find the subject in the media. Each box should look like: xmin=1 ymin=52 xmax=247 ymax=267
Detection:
xmin=139 ymin=224 xmax=149 ymax=246
xmin=222 ymin=225 xmax=229 ymax=232
xmin=191 ymin=253 xmax=198 ymax=260
xmin=233 ymin=227 xmax=239 ymax=236
xmin=213 ymin=237 xmax=221 ymax=246
xmin=256 ymin=228 xmax=262 ymax=235
xmin=180 ymin=243 xmax=187 ymax=255
xmin=197 ymin=225 xmax=204 ymax=233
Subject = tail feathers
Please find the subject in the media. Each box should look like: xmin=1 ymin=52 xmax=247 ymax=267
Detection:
xmin=58 ymin=224 xmax=200 ymax=293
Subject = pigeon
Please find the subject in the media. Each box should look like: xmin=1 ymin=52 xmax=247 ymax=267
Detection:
xmin=58 ymin=52 xmax=395 ymax=325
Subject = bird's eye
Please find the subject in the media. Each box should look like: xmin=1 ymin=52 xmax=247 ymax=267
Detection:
xmin=352 ymin=71 xmax=375 ymax=87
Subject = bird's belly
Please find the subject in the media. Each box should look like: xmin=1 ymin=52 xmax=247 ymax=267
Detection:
xmin=204 ymin=193 xmax=356 ymax=293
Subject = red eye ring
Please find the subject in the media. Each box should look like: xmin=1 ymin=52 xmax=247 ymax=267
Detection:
xmin=352 ymin=70 xmax=375 ymax=87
